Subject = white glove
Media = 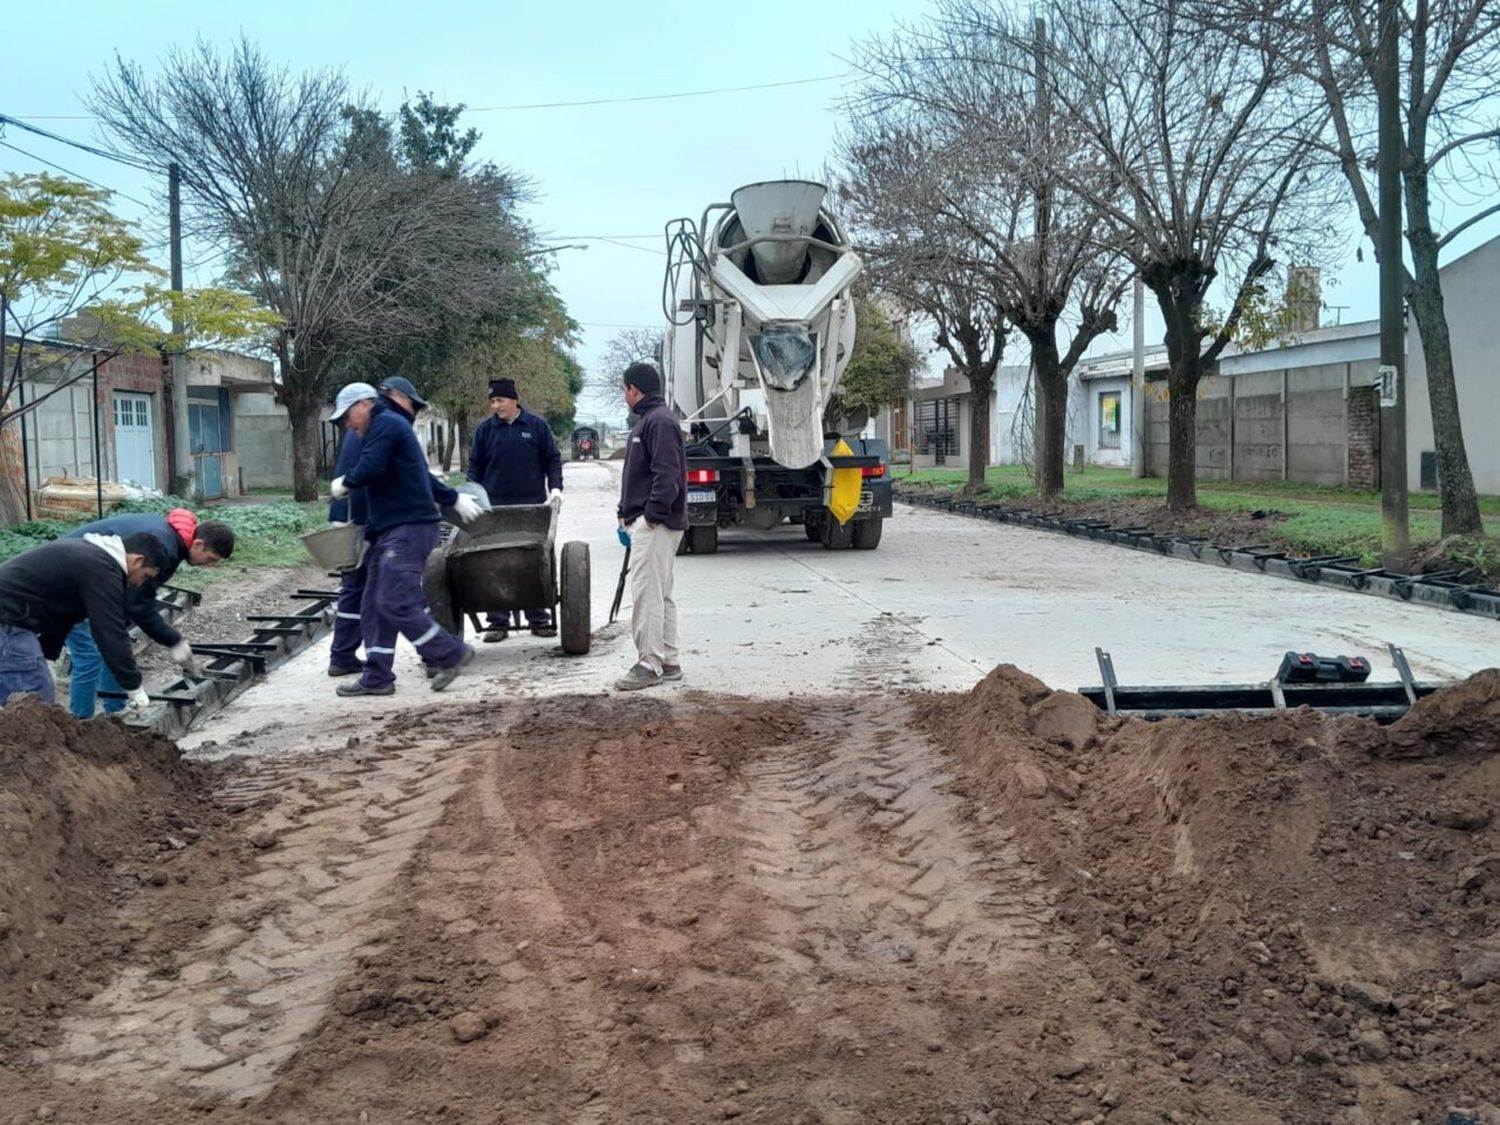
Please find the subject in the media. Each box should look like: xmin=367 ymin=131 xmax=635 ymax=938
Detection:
xmin=330 ymin=475 xmax=350 ymax=500
xmin=452 ymin=494 xmax=483 ymax=524
xmin=549 ymin=488 xmax=564 ymax=505
xmin=168 ymin=640 xmax=203 ymax=679
xmin=124 ymin=687 xmax=151 ymax=713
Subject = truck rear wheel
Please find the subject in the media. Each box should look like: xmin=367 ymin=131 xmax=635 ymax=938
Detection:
xmin=559 ymin=541 xmax=591 ymax=655
xmin=687 ymin=526 xmax=718 ymax=555
xmin=851 ymin=516 xmax=884 ymax=550
xmin=820 ymin=515 xmax=854 ymax=550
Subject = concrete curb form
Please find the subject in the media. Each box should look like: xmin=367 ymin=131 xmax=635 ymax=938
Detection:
xmin=897 ymin=492 xmax=1500 ymax=622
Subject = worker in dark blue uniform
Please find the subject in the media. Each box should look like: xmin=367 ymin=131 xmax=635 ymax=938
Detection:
xmin=327 ymin=378 xmax=469 ymax=679
xmin=466 ymin=378 xmax=563 ymax=642
xmin=329 ymin=379 xmax=482 ymax=696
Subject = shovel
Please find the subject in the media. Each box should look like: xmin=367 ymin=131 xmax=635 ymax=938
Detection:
xmin=609 ymin=544 xmax=631 ymax=624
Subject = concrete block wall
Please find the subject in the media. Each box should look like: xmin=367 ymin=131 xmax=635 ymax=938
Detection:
xmin=231 ymin=393 xmax=293 ymax=490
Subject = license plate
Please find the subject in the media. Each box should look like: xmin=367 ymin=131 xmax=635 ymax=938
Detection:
xmin=687 ymin=489 xmax=717 ymax=504
xmin=858 ymin=489 xmax=874 ymax=512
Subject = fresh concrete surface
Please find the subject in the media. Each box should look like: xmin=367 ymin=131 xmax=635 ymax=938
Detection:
xmin=182 ymin=459 xmax=1498 ymax=757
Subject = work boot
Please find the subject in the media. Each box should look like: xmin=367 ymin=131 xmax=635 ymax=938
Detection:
xmin=615 ymin=663 xmax=662 ymax=691
xmin=530 ymin=623 xmax=557 ymax=638
xmin=661 ymin=663 xmax=683 ymax=681
xmin=482 ymin=628 xmax=508 ymax=644
xmin=327 ymin=663 xmax=362 ymax=678
xmin=336 ymin=680 xmax=394 ymax=697
xmin=430 ymin=645 xmax=475 ymax=692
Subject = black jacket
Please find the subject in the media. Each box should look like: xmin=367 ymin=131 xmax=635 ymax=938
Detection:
xmin=467 ymin=407 xmax=563 ymax=506
xmin=341 ymin=400 xmax=458 ymax=535
xmin=64 ymin=513 xmax=189 ymax=647
xmin=617 ymin=395 xmax=686 ymax=530
xmin=0 ymin=538 xmax=143 ymax=689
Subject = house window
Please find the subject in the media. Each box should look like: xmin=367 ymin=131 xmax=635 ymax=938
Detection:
xmin=1098 ymin=391 xmax=1122 ymax=450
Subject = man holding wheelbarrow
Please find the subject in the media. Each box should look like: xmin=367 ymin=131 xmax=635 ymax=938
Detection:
xmin=328 ymin=380 xmax=484 ymax=696
xmin=467 ymin=377 xmax=563 ymax=643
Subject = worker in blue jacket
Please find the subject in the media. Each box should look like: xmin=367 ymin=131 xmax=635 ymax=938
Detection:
xmin=326 ymin=377 xmax=462 ymax=679
xmin=467 ymin=378 xmax=563 ymax=641
xmin=329 ymin=379 xmax=483 ymax=696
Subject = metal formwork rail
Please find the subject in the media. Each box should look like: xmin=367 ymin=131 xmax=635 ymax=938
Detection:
xmin=900 ymin=492 xmax=1500 ymax=621
xmin=109 ymin=587 xmax=339 ymax=737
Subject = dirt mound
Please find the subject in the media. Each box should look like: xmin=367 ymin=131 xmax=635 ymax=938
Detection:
xmin=0 ymin=698 xmax=225 ymax=1057
xmin=921 ymin=668 xmax=1500 ymax=1122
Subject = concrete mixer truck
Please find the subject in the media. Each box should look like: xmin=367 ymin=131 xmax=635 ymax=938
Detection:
xmin=659 ymin=180 xmax=892 ymax=554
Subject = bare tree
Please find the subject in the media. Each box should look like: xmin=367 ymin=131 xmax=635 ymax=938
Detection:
xmin=1205 ymin=0 xmax=1493 ymax=534
xmin=91 ymin=39 xmax=527 ymax=500
xmin=845 ymin=1 xmax=1131 ymax=501
xmin=1038 ymin=0 xmax=1341 ymax=509
xmin=593 ymin=327 xmax=660 ymax=416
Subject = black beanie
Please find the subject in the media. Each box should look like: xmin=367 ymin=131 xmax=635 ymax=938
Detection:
xmin=489 ymin=378 xmax=518 ymax=400
xmin=623 ymin=362 xmax=661 ymax=396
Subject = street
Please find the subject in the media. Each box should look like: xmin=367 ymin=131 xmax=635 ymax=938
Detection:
xmin=182 ymin=458 xmax=1497 ymax=757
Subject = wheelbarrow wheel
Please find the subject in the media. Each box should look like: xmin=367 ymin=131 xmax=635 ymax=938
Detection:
xmin=559 ymin=540 xmax=591 ymax=656
xmin=423 ymin=553 xmax=463 ymax=639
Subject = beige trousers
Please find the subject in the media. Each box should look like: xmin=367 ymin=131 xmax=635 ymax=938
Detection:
xmin=628 ymin=521 xmax=683 ymax=673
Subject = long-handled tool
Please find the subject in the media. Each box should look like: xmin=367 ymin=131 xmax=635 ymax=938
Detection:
xmin=609 ymin=544 xmax=631 ymax=624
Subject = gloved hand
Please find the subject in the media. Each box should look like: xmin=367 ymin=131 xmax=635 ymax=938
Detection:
xmin=330 ymin=475 xmax=350 ymax=500
xmin=452 ymin=494 xmax=484 ymax=524
xmin=124 ymin=687 xmax=151 ymax=714
xmin=168 ymin=640 xmax=203 ymax=679
xmin=617 ymin=527 xmax=632 ymax=549
xmin=549 ymin=488 xmax=564 ymax=505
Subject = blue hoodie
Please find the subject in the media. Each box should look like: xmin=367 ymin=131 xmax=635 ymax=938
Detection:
xmin=340 ymin=399 xmax=458 ymax=535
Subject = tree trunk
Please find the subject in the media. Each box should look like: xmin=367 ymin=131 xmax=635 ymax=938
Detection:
xmin=279 ymin=338 xmax=330 ymax=503
xmin=1165 ymin=383 xmax=1198 ymax=510
xmin=1029 ymin=329 xmax=1067 ymax=501
xmin=0 ymin=418 xmax=28 ymax=526
xmin=965 ymin=372 xmax=993 ymax=495
xmin=1406 ymin=222 xmax=1483 ymax=535
xmin=457 ymin=411 xmax=472 ymax=474
xmin=288 ymin=395 xmax=323 ymax=503
xmin=1152 ymin=284 xmax=1203 ymax=511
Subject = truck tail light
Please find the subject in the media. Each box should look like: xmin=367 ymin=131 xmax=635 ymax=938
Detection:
xmin=860 ymin=464 xmax=887 ymax=478
xmin=686 ymin=469 xmax=719 ymax=484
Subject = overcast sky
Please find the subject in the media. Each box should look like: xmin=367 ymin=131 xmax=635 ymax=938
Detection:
xmin=5 ymin=0 xmax=1493 ymax=423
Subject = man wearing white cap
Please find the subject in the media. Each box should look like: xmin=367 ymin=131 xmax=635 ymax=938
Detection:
xmin=328 ymin=381 xmax=482 ymax=695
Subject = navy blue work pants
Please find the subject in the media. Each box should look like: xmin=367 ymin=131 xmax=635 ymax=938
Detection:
xmin=358 ymin=523 xmax=465 ymax=689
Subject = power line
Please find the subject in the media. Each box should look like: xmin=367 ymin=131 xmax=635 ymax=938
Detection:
xmin=0 ymin=112 xmax=156 ymax=171
xmin=463 ymin=73 xmax=847 ymax=112
xmin=578 ymin=321 xmax=662 ymax=330
xmin=543 ymin=234 xmax=659 ymax=241
xmin=8 ymin=71 xmax=847 ymax=127
xmin=0 ymin=139 xmax=157 ymax=210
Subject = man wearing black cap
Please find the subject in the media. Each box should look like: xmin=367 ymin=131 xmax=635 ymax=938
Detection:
xmin=467 ymin=377 xmax=564 ymax=641
xmin=615 ymin=362 xmax=686 ymax=691
xmin=329 ymin=377 xmax=482 ymax=695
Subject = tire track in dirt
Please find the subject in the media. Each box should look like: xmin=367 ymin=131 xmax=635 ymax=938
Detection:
xmin=736 ymin=699 xmax=1060 ymax=977
xmin=35 ymin=736 xmax=472 ymax=1107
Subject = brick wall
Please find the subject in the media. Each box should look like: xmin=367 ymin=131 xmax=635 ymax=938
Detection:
xmin=1346 ymin=386 xmax=1379 ymax=490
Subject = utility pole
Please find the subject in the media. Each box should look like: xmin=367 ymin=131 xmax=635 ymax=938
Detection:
xmin=168 ymin=162 xmax=194 ymax=498
xmin=1376 ymin=0 xmax=1409 ymax=572
xmin=1130 ymin=268 xmax=1146 ymax=478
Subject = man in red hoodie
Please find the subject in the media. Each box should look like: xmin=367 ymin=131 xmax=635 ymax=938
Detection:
xmin=62 ymin=509 xmax=235 ymax=717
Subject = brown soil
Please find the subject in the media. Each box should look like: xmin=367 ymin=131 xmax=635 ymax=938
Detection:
xmin=2 ymin=675 xmax=1499 ymax=1124
xmin=901 ymin=485 xmax=1296 ymax=553
xmin=0 ymin=699 xmax=241 ymax=1056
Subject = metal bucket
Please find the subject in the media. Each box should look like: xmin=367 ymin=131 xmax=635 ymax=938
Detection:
xmin=299 ymin=523 xmax=367 ymax=571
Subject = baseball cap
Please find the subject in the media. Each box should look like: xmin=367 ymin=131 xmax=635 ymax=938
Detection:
xmin=379 ymin=376 xmax=429 ymax=412
xmin=330 ymin=382 xmax=379 ymax=421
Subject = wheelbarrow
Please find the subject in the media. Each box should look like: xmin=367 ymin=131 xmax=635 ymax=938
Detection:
xmin=422 ymin=494 xmax=591 ymax=655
